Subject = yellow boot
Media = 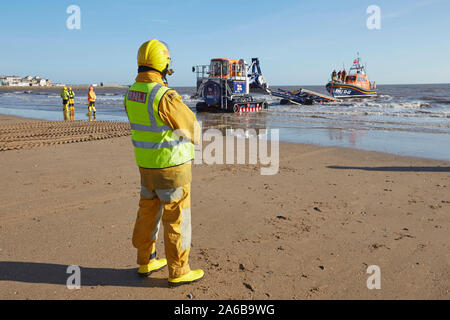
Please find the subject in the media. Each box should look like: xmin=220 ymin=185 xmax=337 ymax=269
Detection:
xmin=168 ymin=269 xmax=204 ymax=287
xmin=138 ymin=258 xmax=167 ymax=277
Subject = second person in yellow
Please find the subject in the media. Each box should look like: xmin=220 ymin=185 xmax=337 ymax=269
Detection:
xmin=88 ymin=85 xmax=96 ymax=118
xmin=68 ymin=86 xmax=75 ymax=120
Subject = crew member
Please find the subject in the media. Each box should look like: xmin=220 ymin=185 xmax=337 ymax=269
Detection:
xmin=125 ymin=39 xmax=204 ymax=286
xmin=331 ymin=70 xmax=337 ymax=82
xmin=60 ymin=86 xmax=69 ymax=120
xmin=337 ymin=71 xmax=342 ymax=82
xmin=68 ymin=87 xmax=75 ymax=120
xmin=342 ymin=70 xmax=347 ymax=82
xmin=88 ymin=85 xmax=97 ymax=117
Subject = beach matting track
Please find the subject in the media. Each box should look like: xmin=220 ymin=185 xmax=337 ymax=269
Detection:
xmin=0 ymin=120 xmax=131 ymax=151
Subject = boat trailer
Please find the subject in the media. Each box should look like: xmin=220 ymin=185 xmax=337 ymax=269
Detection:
xmin=270 ymin=88 xmax=337 ymax=105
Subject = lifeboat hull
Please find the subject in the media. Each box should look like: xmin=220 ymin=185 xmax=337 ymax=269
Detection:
xmin=326 ymin=82 xmax=377 ymax=98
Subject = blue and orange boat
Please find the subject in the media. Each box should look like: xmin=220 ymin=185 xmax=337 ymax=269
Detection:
xmin=326 ymin=56 xmax=377 ymax=98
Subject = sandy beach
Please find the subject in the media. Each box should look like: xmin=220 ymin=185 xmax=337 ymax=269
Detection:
xmin=0 ymin=114 xmax=449 ymax=300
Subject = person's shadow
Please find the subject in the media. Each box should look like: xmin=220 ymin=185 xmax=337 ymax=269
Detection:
xmin=0 ymin=261 xmax=169 ymax=288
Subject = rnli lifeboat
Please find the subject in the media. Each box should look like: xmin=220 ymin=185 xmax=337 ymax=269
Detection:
xmin=326 ymin=56 xmax=377 ymax=98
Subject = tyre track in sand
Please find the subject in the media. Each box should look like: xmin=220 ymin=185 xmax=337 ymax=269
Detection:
xmin=0 ymin=120 xmax=131 ymax=151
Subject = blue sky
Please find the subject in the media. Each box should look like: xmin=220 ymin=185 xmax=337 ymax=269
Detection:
xmin=0 ymin=0 xmax=449 ymax=86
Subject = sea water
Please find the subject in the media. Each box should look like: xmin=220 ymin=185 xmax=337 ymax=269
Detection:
xmin=0 ymin=84 xmax=449 ymax=161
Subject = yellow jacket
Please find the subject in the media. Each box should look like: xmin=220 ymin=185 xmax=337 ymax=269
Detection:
xmin=88 ymin=90 xmax=96 ymax=102
xmin=131 ymin=71 xmax=200 ymax=189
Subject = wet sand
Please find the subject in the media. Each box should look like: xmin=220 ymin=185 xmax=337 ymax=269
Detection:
xmin=0 ymin=114 xmax=449 ymax=299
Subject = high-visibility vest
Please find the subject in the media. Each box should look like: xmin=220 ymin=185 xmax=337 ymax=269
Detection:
xmin=61 ymin=89 xmax=69 ymax=100
xmin=125 ymin=82 xmax=194 ymax=169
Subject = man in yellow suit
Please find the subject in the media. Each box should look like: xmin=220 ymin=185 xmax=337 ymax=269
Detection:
xmin=60 ymin=86 xmax=69 ymax=120
xmin=88 ymin=85 xmax=96 ymax=117
xmin=68 ymin=86 xmax=75 ymax=120
xmin=124 ymin=39 xmax=204 ymax=287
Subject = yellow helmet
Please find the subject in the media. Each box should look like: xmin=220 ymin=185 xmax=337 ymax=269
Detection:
xmin=137 ymin=39 xmax=171 ymax=73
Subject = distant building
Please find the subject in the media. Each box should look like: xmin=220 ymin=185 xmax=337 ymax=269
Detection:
xmin=0 ymin=75 xmax=54 ymax=87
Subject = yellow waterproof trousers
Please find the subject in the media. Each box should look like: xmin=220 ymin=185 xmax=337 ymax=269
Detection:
xmin=88 ymin=101 xmax=96 ymax=114
xmin=132 ymin=183 xmax=192 ymax=279
xmin=68 ymin=98 xmax=75 ymax=120
xmin=63 ymin=105 xmax=69 ymax=121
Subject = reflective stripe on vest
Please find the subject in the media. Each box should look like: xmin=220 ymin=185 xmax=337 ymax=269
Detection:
xmin=125 ymin=82 xmax=194 ymax=169
xmin=132 ymin=139 xmax=185 ymax=149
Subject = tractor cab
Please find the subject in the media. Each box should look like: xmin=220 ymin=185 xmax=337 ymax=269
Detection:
xmin=210 ymin=58 xmax=247 ymax=79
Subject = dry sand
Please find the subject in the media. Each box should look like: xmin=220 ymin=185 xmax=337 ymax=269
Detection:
xmin=0 ymin=114 xmax=449 ymax=300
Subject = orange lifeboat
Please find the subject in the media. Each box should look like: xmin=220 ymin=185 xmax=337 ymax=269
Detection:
xmin=326 ymin=56 xmax=377 ymax=98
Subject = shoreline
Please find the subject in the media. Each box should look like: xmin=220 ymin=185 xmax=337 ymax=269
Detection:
xmin=1 ymin=113 xmax=449 ymax=163
xmin=0 ymin=113 xmax=444 ymax=163
xmin=0 ymin=113 xmax=449 ymax=299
